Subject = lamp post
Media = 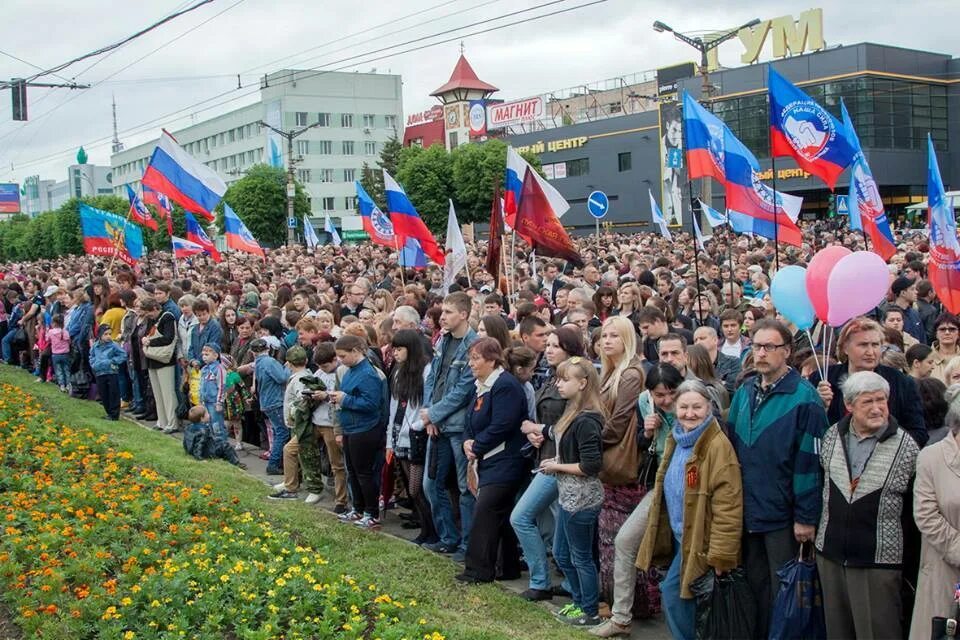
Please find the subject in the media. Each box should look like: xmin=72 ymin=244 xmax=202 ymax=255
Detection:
xmin=257 ymin=119 xmax=325 ymax=246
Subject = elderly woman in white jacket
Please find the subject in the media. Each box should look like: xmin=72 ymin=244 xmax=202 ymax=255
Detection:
xmin=910 ymin=384 xmax=960 ymax=640
xmin=387 ymin=329 xmax=436 ymax=546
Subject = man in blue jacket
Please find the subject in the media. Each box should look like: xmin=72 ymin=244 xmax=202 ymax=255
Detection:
xmin=251 ymin=338 xmax=290 ymax=475
xmin=420 ymin=292 xmax=479 ymax=562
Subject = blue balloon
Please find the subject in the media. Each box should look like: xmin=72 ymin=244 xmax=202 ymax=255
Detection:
xmin=771 ymin=265 xmax=816 ymax=330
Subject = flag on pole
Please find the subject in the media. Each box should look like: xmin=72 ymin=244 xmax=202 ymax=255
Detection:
xmin=504 ymin=146 xmax=569 ymax=228
xmin=514 ymin=169 xmax=583 ymax=266
xmin=727 ymin=209 xmax=801 ymax=245
xmin=171 ymin=236 xmax=205 ymax=259
xmin=399 ymin=237 xmax=428 ymax=269
xmin=143 ymin=184 xmax=173 ymax=235
xmin=384 ymin=171 xmax=445 ymax=265
xmin=141 ymin=130 xmax=226 ymax=221
xmin=303 ymin=215 xmax=320 ymax=250
xmin=125 ymin=184 xmax=158 ymax=231
xmin=769 ymin=67 xmax=856 ymax=190
xmin=223 ymin=204 xmax=264 ymax=258
xmin=649 ymin=189 xmax=672 ymax=241
xmin=683 ymin=92 xmax=728 ymax=182
xmin=444 ymin=199 xmax=468 ymax=292
xmin=692 ymin=211 xmax=709 ymax=251
xmin=323 ymin=213 xmax=341 ymax=247
xmin=485 ymin=185 xmax=504 ymax=286
xmin=698 ymin=199 xmax=727 ymax=228
xmin=79 ymin=204 xmax=144 ymax=266
xmin=184 ymin=212 xmax=222 ymax=262
xmin=355 ymin=180 xmax=396 ymax=248
xmin=926 ymin=134 xmax=960 ymax=314
xmin=840 ymin=99 xmax=896 ymax=260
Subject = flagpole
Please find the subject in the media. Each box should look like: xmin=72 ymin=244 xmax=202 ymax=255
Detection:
xmin=688 ymin=182 xmax=704 ymax=321
xmin=394 ymin=235 xmax=406 ymax=288
xmin=770 ymin=152 xmax=781 ymax=272
xmin=726 ymin=211 xmax=735 ymax=306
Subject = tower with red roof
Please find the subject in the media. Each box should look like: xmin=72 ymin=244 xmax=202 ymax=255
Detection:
xmin=430 ymin=53 xmax=498 ymax=150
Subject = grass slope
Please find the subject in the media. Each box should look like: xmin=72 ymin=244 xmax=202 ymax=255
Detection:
xmin=0 ymin=367 xmax=570 ymax=640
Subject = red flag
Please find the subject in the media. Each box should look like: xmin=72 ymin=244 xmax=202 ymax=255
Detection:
xmin=514 ymin=170 xmax=583 ymax=267
xmin=485 ymin=185 xmax=503 ymax=285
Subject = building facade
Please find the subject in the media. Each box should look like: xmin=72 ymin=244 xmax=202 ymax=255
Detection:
xmin=111 ymin=69 xmax=403 ymax=221
xmin=503 ymin=42 xmax=958 ymax=233
xmin=21 ymin=164 xmax=114 ymax=216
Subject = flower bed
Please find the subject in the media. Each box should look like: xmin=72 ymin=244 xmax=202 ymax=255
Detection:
xmin=0 ymin=384 xmax=441 ymax=640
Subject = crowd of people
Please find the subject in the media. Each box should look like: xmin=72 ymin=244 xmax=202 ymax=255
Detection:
xmin=1 ymin=217 xmax=958 ymax=639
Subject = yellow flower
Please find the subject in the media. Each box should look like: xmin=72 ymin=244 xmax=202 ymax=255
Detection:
xmin=124 ymin=632 xmax=135 ymax=640
xmin=342 ymin=623 xmax=353 ymax=631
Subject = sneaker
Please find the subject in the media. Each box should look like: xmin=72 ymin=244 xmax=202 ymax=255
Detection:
xmin=304 ymin=493 xmax=322 ymax=505
xmin=589 ymin=619 xmax=632 ymax=637
xmin=333 ymin=504 xmax=348 ymax=515
xmin=422 ymin=542 xmax=457 ymax=554
xmin=59 ymin=385 xmax=67 ymax=393
xmin=337 ymin=509 xmax=361 ymax=522
xmin=264 ymin=466 xmax=283 ymax=476
xmin=564 ymin=614 xmax=602 ymax=627
xmin=161 ymin=426 xmax=178 ymax=434
xmin=233 ymin=442 xmax=244 ymax=451
xmin=34 ymin=377 xmax=43 ymax=383
xmin=273 ymin=482 xmax=286 ymax=491
xmin=120 ymin=401 xmax=130 ymax=410
xmin=451 ymin=549 xmax=466 ymax=563
xmin=520 ymin=588 xmax=553 ymax=602
xmin=555 ymin=604 xmax=584 ymax=620
xmin=267 ymin=490 xmax=299 ymax=500
xmin=353 ymin=514 xmax=381 ymax=529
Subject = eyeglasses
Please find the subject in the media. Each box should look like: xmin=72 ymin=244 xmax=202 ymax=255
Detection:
xmin=752 ymin=343 xmax=786 ymax=353
xmin=937 ymin=326 xmax=959 ymax=333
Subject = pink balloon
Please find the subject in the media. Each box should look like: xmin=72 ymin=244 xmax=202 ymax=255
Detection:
xmin=826 ymin=251 xmax=890 ymax=326
xmin=805 ymin=246 xmax=851 ymax=323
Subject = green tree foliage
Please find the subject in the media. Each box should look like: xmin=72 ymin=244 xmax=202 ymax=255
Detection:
xmin=395 ymin=144 xmax=454 ymax=232
xmin=359 ymin=135 xmax=403 ymax=210
xmin=215 ymin=164 xmax=309 ymax=247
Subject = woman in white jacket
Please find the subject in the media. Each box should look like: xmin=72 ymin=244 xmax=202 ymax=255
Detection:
xmin=388 ymin=329 xmax=436 ymax=545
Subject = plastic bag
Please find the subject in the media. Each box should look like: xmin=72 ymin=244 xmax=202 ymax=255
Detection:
xmin=768 ymin=544 xmax=826 ymax=640
xmin=691 ymin=567 xmax=757 ymax=640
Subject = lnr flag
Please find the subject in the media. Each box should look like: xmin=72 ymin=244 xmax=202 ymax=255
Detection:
xmin=514 ymin=169 xmax=582 ymax=267
xmin=926 ymin=135 xmax=960 ymax=314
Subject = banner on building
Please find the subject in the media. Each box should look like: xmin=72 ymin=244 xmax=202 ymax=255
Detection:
xmin=656 ymin=62 xmax=696 ymax=100
xmin=0 ymin=183 xmax=21 ymax=213
xmin=658 ymin=100 xmax=687 ymax=227
xmin=487 ymin=96 xmax=545 ymax=129
xmin=264 ymin=100 xmax=284 ymax=169
xmin=468 ymin=100 xmax=487 ymax=137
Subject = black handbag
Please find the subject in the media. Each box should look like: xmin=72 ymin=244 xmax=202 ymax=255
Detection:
xmin=638 ymin=438 xmax=659 ymax=490
xmin=932 ymin=605 xmax=960 ymax=640
xmin=408 ymin=429 xmax=429 ymax=465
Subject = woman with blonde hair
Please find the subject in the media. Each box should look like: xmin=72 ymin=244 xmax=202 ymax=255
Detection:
xmin=596 ymin=315 xmax=658 ymax=619
xmin=539 ymin=357 xmax=608 ymax=627
xmin=371 ymin=289 xmax=395 ymax=315
xmin=686 ymin=344 xmax=729 ymax=411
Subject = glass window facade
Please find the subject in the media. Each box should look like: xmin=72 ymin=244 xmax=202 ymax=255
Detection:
xmin=712 ymin=75 xmax=949 ymax=156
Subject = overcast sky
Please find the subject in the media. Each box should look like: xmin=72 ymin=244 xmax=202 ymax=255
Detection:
xmin=0 ymin=0 xmax=956 ymax=187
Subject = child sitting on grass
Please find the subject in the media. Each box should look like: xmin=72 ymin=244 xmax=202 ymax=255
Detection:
xmin=184 ymin=405 xmax=247 ymax=470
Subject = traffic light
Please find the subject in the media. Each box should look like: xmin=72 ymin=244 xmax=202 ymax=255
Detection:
xmin=11 ymin=78 xmax=27 ymax=121
xmin=827 ymin=194 xmax=836 ymax=218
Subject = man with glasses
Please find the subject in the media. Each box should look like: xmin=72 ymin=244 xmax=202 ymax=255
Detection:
xmin=339 ymin=285 xmax=366 ymax=320
xmin=726 ymin=318 xmax=829 ymax=638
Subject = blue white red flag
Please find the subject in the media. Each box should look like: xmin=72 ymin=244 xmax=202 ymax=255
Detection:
xmin=142 ymin=130 xmax=226 ymax=221
xmin=223 ymin=204 xmax=264 ymax=258
xmin=184 ymin=212 xmax=222 ymax=262
xmin=769 ymin=67 xmax=856 ymax=190
xmin=171 ymin=236 xmax=205 ymax=259
xmin=698 ymin=199 xmax=727 ymax=229
xmin=683 ymin=92 xmax=728 ymax=182
xmin=384 ymin=171 xmax=445 ymax=265
xmin=143 ymin=184 xmax=174 ymax=235
xmin=303 ymin=215 xmax=320 ymax=250
xmin=726 ymin=209 xmax=803 ymax=245
xmin=692 ymin=211 xmax=709 ymax=251
xmin=399 ymin=237 xmax=428 ymax=269
xmin=504 ymin=146 xmax=568 ymax=228
xmin=79 ymin=204 xmax=144 ymax=266
xmin=126 ymin=184 xmax=158 ymax=231
xmin=649 ymin=189 xmax=672 ymax=241
xmin=840 ymin=99 xmax=896 ymax=261
xmin=926 ymin=135 xmax=960 ymax=314
xmin=323 ymin=212 xmax=342 ymax=247
xmin=355 ymin=180 xmax=395 ymax=248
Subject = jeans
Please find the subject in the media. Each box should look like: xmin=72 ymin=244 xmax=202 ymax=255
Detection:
xmin=52 ymin=354 xmax=71 ymax=388
xmin=510 ymin=471 xmax=559 ymax=590
xmin=204 ymin=402 xmax=227 ymax=444
xmin=131 ymin=366 xmax=145 ymax=413
xmin=553 ymin=506 xmax=601 ymax=616
xmin=117 ymin=360 xmax=132 ymax=402
xmin=96 ymin=373 xmax=121 ymax=420
xmin=262 ymin=405 xmax=289 ymax=468
xmin=660 ymin=540 xmax=696 ymax=640
xmin=423 ymin=432 xmax=475 ymax=552
xmin=1 ymin=330 xmax=16 ymax=364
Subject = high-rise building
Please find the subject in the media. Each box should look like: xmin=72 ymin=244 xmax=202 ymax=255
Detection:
xmin=110 ymin=69 xmax=403 ymax=222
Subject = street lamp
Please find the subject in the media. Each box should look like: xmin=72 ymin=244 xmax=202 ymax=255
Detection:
xmin=257 ymin=119 xmax=325 ymax=247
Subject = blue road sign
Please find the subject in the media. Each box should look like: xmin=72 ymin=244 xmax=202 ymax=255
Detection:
xmin=287 ymin=217 xmax=297 ymax=228
xmin=587 ymin=190 xmax=609 ymax=219
xmin=836 ymin=195 xmax=849 ymax=215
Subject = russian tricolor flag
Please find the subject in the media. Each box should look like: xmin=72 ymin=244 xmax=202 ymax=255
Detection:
xmin=769 ymin=68 xmax=856 ymax=190
xmin=223 ymin=204 xmax=264 ymax=258
xmin=143 ymin=184 xmax=174 ymax=235
xmin=184 ymin=212 xmax=222 ymax=262
xmin=683 ymin=92 xmax=727 ymax=183
xmin=142 ymin=130 xmax=226 ymax=221
xmin=172 ymin=236 xmax=205 ymax=259
xmin=504 ymin=146 xmax=568 ymax=228
xmin=398 ymin=237 xmax=428 ymax=269
xmin=126 ymin=184 xmax=158 ymax=231
xmin=384 ymin=171 xmax=444 ymax=265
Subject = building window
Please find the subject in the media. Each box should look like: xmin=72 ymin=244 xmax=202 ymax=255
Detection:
xmin=342 ymin=141 xmax=355 ymax=155
xmin=296 ymin=140 xmax=309 ymax=155
xmin=343 ymin=168 xmax=356 ymax=182
xmin=296 ymin=112 xmax=308 ymax=126
xmin=344 ymin=196 xmax=357 ymax=210
xmin=297 ymin=169 xmax=312 ymax=183
xmin=229 ymin=156 xmax=237 ymax=169
xmin=318 ymin=112 xmax=331 ymax=127
xmin=448 ymin=131 xmax=458 ymax=148
xmin=317 ymin=140 xmax=333 ymax=155
xmin=319 ymin=169 xmax=335 ymax=183
xmin=228 ymin=129 xmax=236 ymax=143
xmin=566 ymin=158 xmax=589 ymax=177
xmin=341 ymin=113 xmax=354 ymax=128
xmin=238 ymin=127 xmax=245 ymax=141
xmin=385 ymin=115 xmax=397 ymax=130
xmin=364 ymin=141 xmax=377 ymax=156
xmin=218 ymin=133 xmax=225 ymax=146
xmin=618 ymin=152 xmax=632 ymax=172
xmin=321 ymin=197 xmax=335 ymax=211
xmin=363 ymin=114 xmax=376 ymax=128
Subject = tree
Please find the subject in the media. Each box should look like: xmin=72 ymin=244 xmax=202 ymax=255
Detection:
xmin=449 ymin=139 xmax=542 ymax=225
xmin=215 ymin=164 xmax=309 ymax=247
xmin=395 ymin=144 xmax=453 ymax=233
xmin=359 ymin=135 xmax=403 ymax=208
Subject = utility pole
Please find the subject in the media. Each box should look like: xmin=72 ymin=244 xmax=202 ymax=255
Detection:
xmin=3 ymin=78 xmax=90 ymax=121
xmin=258 ymin=119 xmax=324 ymax=246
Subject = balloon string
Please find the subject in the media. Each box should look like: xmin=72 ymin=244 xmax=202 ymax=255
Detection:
xmin=805 ymin=329 xmax=823 ymax=381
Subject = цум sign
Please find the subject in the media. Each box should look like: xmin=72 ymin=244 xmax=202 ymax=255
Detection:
xmin=706 ymin=8 xmax=824 ymax=69
xmin=487 ymin=97 xmax=545 ymax=129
